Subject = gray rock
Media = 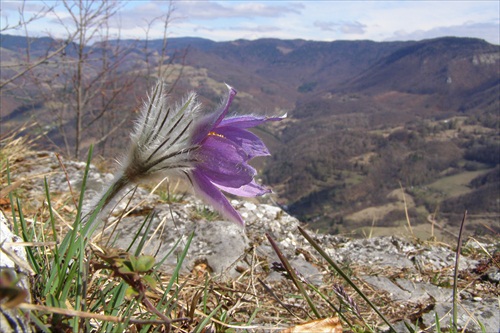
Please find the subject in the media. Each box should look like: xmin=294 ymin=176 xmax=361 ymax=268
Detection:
xmin=394 ymin=278 xmax=449 ymax=303
xmin=486 ymin=267 xmax=500 ymax=283
xmin=421 ymin=298 xmax=499 ymax=333
xmin=101 ymin=202 xmax=250 ymax=278
xmin=361 ymin=275 xmax=408 ymax=301
xmin=360 ymin=275 xmax=449 ymax=304
xmin=325 ymin=237 xmax=416 ymax=269
xmin=192 ymin=219 xmax=249 ymax=276
xmin=0 ymin=212 xmax=33 ymax=333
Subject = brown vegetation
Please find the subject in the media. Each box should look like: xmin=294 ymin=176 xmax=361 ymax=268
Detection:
xmin=1 ymin=30 xmax=498 ymax=238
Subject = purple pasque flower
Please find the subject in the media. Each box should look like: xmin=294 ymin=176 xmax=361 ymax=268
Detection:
xmin=186 ymin=84 xmax=284 ymax=226
xmin=96 ymin=80 xmax=283 ymax=228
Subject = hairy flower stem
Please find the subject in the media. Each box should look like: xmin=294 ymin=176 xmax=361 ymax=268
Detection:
xmin=82 ymin=173 xmax=130 ymax=235
xmin=101 ymin=175 xmax=130 ymax=213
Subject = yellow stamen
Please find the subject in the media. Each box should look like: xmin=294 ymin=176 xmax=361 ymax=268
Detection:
xmin=208 ymin=131 xmax=225 ymax=138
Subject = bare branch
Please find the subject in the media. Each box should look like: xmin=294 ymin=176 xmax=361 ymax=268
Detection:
xmin=0 ymin=1 xmax=54 ymax=32
xmin=3 ymin=0 xmax=184 ymax=160
xmin=0 ymin=34 xmax=78 ymax=89
xmin=0 ymin=1 xmax=77 ymax=89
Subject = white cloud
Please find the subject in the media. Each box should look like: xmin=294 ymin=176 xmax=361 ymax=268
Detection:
xmin=227 ymin=24 xmax=282 ymax=33
xmin=388 ymin=21 xmax=500 ymax=44
xmin=1 ymin=1 xmax=498 ymax=44
xmin=314 ymin=21 xmax=367 ymax=35
xmin=173 ymin=1 xmax=302 ymax=20
xmin=357 ymin=1 xmax=499 ymax=42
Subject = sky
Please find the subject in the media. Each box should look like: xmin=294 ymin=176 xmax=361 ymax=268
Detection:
xmin=1 ymin=1 xmax=499 ymax=44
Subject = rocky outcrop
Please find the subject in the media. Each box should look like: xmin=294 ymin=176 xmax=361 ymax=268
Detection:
xmin=0 ymin=213 xmax=33 ymax=333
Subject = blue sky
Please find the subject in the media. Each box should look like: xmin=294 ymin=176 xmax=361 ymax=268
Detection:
xmin=2 ymin=1 xmax=499 ymax=44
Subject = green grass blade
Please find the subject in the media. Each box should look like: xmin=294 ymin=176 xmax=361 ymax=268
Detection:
xmin=5 ymin=161 xmax=19 ymax=235
xmin=153 ymin=234 xmax=184 ymax=271
xmin=44 ymin=147 xmax=94 ymax=297
xmin=129 ymin=212 xmax=156 ymax=255
xmin=192 ymin=304 xmax=223 ymax=333
xmin=298 ymin=226 xmax=398 ymax=332
xmin=44 ymin=146 xmax=96 ymax=296
xmin=306 ymin=283 xmax=361 ymax=332
xmin=70 ymin=235 xmax=86 ymax=330
xmin=435 ymin=312 xmax=442 ymax=333
xmin=16 ymin=198 xmax=40 ymax=273
xmin=246 ymin=308 xmax=260 ymax=326
xmin=164 ymin=231 xmax=194 ymax=293
xmin=75 ymin=145 xmax=94 ymax=224
xmin=29 ymin=312 xmax=51 ymax=333
xmin=162 ymin=280 xmax=187 ymax=314
xmin=104 ymin=282 xmax=128 ymax=332
xmin=44 ymin=177 xmax=60 ymax=261
xmin=403 ymin=320 xmax=417 ymax=333
xmin=478 ymin=319 xmax=487 ymax=333
xmin=266 ymin=233 xmax=321 ymax=319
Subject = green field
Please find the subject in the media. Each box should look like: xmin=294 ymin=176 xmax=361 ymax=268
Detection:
xmin=428 ymin=169 xmax=492 ymax=198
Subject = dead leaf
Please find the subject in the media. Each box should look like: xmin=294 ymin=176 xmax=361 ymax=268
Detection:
xmin=0 ymin=287 xmax=28 ymax=308
xmin=280 ymin=317 xmax=342 ymax=333
xmin=0 ymin=197 xmax=10 ymax=208
xmin=192 ymin=259 xmax=212 ymax=277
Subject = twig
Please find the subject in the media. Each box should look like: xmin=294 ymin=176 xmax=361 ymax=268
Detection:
xmin=452 ymin=210 xmax=467 ymax=331
xmin=399 ymin=182 xmax=414 ymax=237
xmin=19 ymin=302 xmax=174 ymax=325
xmin=257 ymin=278 xmax=302 ymax=320
xmin=55 ymin=153 xmax=78 ymax=210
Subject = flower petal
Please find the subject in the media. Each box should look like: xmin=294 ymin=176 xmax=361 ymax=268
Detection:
xmin=190 ymin=169 xmax=244 ymax=226
xmin=215 ymin=127 xmax=270 ymax=159
xmin=219 ymin=114 xmax=286 ymax=129
xmin=191 ymin=86 xmax=237 ymax=144
xmin=196 ymin=135 xmax=256 ymax=187
xmin=217 ymin=180 xmax=271 ymax=197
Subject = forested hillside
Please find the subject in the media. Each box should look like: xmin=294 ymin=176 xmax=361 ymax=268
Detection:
xmin=2 ymin=34 xmax=498 ymax=239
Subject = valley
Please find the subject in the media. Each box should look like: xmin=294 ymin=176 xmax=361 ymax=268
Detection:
xmin=1 ymin=34 xmax=498 ymax=242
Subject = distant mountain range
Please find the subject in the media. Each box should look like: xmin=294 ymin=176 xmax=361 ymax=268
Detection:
xmin=2 ymin=34 xmax=497 ymax=115
xmin=1 ymin=34 xmax=499 ymax=238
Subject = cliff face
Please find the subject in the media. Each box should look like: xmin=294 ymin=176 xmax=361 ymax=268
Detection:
xmin=1 ymin=145 xmax=498 ymax=332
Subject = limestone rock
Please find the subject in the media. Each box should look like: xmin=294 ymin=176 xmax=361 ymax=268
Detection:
xmin=0 ymin=212 xmax=33 ymax=333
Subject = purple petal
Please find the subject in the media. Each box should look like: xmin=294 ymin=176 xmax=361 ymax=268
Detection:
xmin=213 ymin=85 xmax=237 ymax=127
xmin=214 ymin=127 xmax=270 ymax=159
xmin=191 ymin=169 xmax=244 ymax=226
xmin=219 ymin=114 xmax=285 ymax=129
xmin=217 ymin=180 xmax=271 ymax=197
xmin=196 ymin=135 xmax=255 ymax=187
xmin=191 ymin=86 xmax=237 ymax=144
